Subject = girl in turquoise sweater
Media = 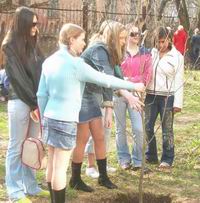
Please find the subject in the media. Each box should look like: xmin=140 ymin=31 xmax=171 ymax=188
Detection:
xmin=37 ymin=23 xmax=144 ymax=203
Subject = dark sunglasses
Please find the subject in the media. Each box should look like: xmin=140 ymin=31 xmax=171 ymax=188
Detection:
xmin=32 ymin=22 xmax=38 ymax=27
xmin=129 ymin=32 xmax=140 ymax=37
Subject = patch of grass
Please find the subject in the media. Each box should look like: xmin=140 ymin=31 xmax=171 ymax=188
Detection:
xmin=0 ymin=102 xmax=8 ymax=138
xmin=0 ymin=150 xmax=6 ymax=201
xmin=183 ymin=70 xmax=200 ymax=113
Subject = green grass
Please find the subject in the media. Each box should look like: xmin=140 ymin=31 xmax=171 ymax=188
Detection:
xmin=0 ymin=71 xmax=200 ymax=202
xmin=0 ymin=101 xmax=8 ymax=138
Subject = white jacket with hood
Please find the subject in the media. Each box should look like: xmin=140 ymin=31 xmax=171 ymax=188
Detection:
xmin=146 ymin=46 xmax=184 ymax=109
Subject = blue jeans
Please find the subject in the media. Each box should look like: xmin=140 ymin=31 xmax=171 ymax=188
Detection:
xmin=6 ymin=99 xmax=41 ymax=201
xmin=145 ymin=94 xmax=174 ymax=165
xmin=114 ymin=96 xmax=143 ymax=167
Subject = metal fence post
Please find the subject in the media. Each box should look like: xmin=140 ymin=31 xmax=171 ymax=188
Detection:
xmin=82 ymin=1 xmax=88 ymax=44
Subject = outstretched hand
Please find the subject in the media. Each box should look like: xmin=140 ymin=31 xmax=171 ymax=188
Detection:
xmin=127 ymin=94 xmax=144 ymax=112
xmin=119 ymin=90 xmax=144 ymax=112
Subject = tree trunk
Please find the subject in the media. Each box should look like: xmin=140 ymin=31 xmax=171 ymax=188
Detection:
xmin=175 ymin=0 xmax=190 ymax=31
xmin=135 ymin=0 xmax=152 ymax=32
xmin=130 ymin=0 xmax=136 ymax=20
xmin=157 ymin=0 xmax=171 ymax=21
xmin=18 ymin=0 xmax=25 ymax=5
xmin=104 ymin=0 xmax=117 ymax=19
xmin=82 ymin=0 xmax=88 ymax=43
xmin=197 ymin=10 xmax=200 ymax=29
xmin=89 ymin=0 xmax=97 ymax=34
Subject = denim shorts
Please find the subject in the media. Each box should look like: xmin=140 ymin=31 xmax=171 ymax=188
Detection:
xmin=42 ymin=117 xmax=77 ymax=150
xmin=79 ymin=89 xmax=102 ymax=123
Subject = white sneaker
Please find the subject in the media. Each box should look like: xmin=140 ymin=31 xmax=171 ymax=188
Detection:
xmin=85 ymin=167 xmax=99 ymax=179
xmin=107 ymin=165 xmax=117 ymax=173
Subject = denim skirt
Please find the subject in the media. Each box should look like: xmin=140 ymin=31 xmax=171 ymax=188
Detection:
xmin=79 ymin=89 xmax=102 ymax=123
xmin=42 ymin=117 xmax=77 ymax=150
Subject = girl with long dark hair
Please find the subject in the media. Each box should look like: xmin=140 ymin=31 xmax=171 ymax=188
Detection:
xmin=1 ymin=7 xmax=48 ymax=203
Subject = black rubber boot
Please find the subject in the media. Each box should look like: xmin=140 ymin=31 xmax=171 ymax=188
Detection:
xmin=53 ymin=188 xmax=66 ymax=203
xmin=69 ymin=162 xmax=94 ymax=192
xmin=47 ymin=182 xmax=54 ymax=203
xmin=97 ymin=158 xmax=118 ymax=189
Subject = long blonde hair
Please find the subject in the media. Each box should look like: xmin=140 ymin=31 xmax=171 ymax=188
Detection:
xmin=59 ymin=23 xmax=85 ymax=47
xmin=105 ymin=21 xmax=127 ymax=66
xmin=89 ymin=20 xmax=113 ymax=43
xmin=90 ymin=20 xmax=126 ymax=66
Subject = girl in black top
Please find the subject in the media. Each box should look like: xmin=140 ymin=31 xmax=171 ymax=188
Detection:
xmin=1 ymin=7 xmax=48 ymax=202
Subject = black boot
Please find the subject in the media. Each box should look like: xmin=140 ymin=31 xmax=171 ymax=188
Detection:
xmin=97 ymin=158 xmax=118 ymax=189
xmin=53 ymin=188 xmax=66 ymax=203
xmin=47 ymin=182 xmax=54 ymax=203
xmin=69 ymin=162 xmax=94 ymax=192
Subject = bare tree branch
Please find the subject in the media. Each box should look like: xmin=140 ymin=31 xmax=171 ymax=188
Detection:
xmin=197 ymin=9 xmax=200 ymax=28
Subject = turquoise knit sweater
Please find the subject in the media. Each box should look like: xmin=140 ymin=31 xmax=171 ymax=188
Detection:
xmin=37 ymin=45 xmax=136 ymax=122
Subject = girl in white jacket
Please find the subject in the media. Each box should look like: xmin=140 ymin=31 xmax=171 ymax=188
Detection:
xmin=145 ymin=26 xmax=184 ymax=168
